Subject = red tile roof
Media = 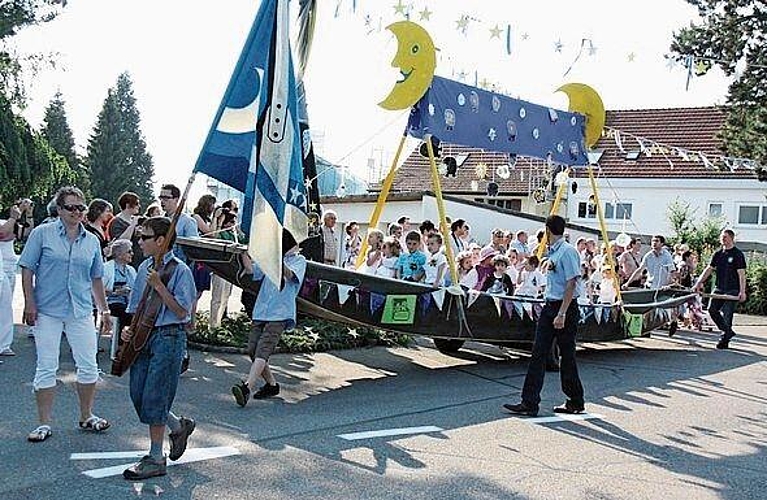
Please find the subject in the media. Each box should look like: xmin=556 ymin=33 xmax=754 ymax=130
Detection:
xmin=371 ymin=106 xmax=757 ymax=194
xmin=585 ymin=106 xmax=756 ymax=179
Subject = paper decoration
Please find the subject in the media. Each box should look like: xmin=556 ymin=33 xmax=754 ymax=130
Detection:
xmin=418 ymin=7 xmax=432 ymax=21
xmin=431 ymin=288 xmax=446 ymax=311
xmin=623 ymin=311 xmax=644 ymax=337
xmin=370 ymin=292 xmax=386 ymax=315
xmin=381 ymin=295 xmax=417 ymax=324
xmin=319 ymin=280 xmax=334 ymax=303
xmin=492 ymin=296 xmax=502 ymax=317
xmin=337 ymin=284 xmax=354 ymax=305
xmin=489 ymin=25 xmax=502 ymax=39
xmin=594 ymin=305 xmax=603 ymax=324
xmin=379 ymin=21 xmax=437 ymax=110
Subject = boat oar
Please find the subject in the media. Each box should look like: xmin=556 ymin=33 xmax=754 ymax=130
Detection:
xmin=701 ymin=293 xmax=740 ymax=302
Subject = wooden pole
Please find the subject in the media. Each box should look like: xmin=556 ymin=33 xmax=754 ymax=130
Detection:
xmin=424 ymin=134 xmax=459 ymax=286
xmin=536 ymin=168 xmax=570 ymax=260
xmin=355 ymin=134 xmax=408 ymax=268
xmin=586 ymin=165 xmax=623 ymax=303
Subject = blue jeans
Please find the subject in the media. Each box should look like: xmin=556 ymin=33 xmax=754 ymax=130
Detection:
xmin=709 ymin=288 xmax=738 ymax=340
xmin=521 ymin=301 xmax=584 ymax=410
xmin=129 ymin=325 xmax=186 ymax=425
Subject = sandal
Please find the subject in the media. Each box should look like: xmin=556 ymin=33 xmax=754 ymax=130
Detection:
xmin=79 ymin=415 xmax=111 ymax=432
xmin=28 ymin=425 xmax=52 ymax=442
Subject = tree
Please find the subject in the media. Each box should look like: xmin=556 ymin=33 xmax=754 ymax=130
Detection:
xmin=85 ymin=72 xmax=155 ymax=206
xmin=670 ymin=0 xmax=767 ymax=180
xmin=42 ymin=90 xmax=89 ymax=196
xmin=0 ymin=0 xmax=65 ymax=107
xmin=0 ymin=92 xmax=77 ymax=218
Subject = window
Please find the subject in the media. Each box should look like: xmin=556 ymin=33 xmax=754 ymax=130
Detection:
xmin=624 ymin=150 xmax=641 ymax=160
xmin=603 ymin=202 xmax=633 ymax=220
xmin=708 ymin=203 xmax=723 ymax=218
xmin=738 ymin=205 xmax=761 ymax=225
xmin=577 ymin=201 xmax=597 ymax=219
xmin=474 ymin=198 xmax=522 ymax=211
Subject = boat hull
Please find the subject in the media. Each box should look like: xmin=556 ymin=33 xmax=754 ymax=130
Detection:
xmin=178 ymin=237 xmax=693 ymax=346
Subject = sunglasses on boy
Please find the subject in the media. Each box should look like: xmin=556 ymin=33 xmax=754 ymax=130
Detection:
xmin=61 ymin=204 xmax=87 ymax=213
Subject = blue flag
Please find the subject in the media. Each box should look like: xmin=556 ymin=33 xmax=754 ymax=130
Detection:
xmin=194 ymin=0 xmax=307 ymax=285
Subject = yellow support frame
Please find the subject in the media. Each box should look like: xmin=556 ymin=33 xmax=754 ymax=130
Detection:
xmin=586 ymin=165 xmax=623 ymax=304
xmin=355 ymin=134 xmax=408 ymax=269
xmin=536 ymin=168 xmax=570 ymax=260
xmin=424 ymin=134 xmax=459 ymax=285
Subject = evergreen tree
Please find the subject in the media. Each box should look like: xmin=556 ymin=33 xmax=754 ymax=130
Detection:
xmin=42 ymin=91 xmax=89 ymax=196
xmin=86 ymin=72 xmax=155 ymax=205
xmin=670 ymin=0 xmax=767 ymax=180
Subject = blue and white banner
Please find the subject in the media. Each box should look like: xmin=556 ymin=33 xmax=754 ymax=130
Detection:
xmin=194 ymin=0 xmax=307 ymax=285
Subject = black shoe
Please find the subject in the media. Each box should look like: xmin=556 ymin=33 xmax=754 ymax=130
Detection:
xmin=168 ymin=417 xmax=196 ymax=461
xmin=180 ymin=353 xmax=190 ymax=374
xmin=232 ymin=381 xmax=250 ymax=407
xmin=252 ymin=383 xmax=280 ymax=399
xmin=123 ymin=455 xmax=167 ymax=480
xmin=503 ymin=402 xmax=538 ymax=416
xmin=553 ymin=402 xmax=585 ymax=414
xmin=717 ymin=332 xmax=735 ymax=349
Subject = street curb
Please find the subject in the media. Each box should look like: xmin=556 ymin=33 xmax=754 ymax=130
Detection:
xmin=188 ymin=341 xmax=249 ymax=355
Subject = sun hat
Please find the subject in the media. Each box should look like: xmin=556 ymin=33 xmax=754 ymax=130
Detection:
xmin=479 ymin=245 xmax=499 ymax=262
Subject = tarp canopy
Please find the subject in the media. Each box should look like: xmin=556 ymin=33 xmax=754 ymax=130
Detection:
xmin=407 ymin=76 xmax=588 ymax=166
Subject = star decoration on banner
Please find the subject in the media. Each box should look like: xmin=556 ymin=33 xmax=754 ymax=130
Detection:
xmin=666 ymin=58 xmax=677 ymax=70
xmin=587 ymin=41 xmax=598 ymax=56
xmin=694 ymin=59 xmax=709 ymax=76
xmin=479 ymin=77 xmax=490 ymax=89
xmin=456 ymin=15 xmax=470 ymax=34
xmin=289 ymin=184 xmax=304 ymax=205
xmin=554 ymin=39 xmax=563 ymax=53
xmin=489 ymin=25 xmax=503 ymax=39
xmin=419 ymin=6 xmax=432 ymax=21
xmin=488 ymin=128 xmax=497 ymax=141
xmin=627 ymin=52 xmax=636 ymax=62
xmin=521 ymin=32 xmax=529 ymax=41
xmin=347 ymin=328 xmax=359 ymax=339
xmin=304 ymin=177 xmax=313 ymax=191
xmin=309 ymin=201 xmax=317 ymax=212
xmin=393 ymin=0 xmax=407 ymax=17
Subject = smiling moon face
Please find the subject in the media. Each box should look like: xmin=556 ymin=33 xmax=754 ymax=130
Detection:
xmin=379 ymin=21 xmax=436 ymax=110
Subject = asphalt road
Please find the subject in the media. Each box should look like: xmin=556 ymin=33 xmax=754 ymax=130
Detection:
xmin=3 ymin=274 xmax=767 ymax=499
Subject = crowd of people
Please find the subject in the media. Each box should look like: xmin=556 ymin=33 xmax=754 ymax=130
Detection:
xmin=0 ymin=186 xmax=749 ymax=481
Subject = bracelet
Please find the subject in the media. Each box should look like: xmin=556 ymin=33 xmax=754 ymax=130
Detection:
xmin=556 ymin=312 xmax=566 ymax=317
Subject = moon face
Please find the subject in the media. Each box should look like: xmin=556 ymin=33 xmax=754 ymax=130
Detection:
xmin=379 ymin=21 xmax=436 ymax=111
xmin=556 ymin=83 xmax=606 ymax=148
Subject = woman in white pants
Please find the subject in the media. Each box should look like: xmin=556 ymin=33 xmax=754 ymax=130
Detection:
xmin=18 ymin=187 xmax=113 ymax=442
xmin=0 ymin=202 xmax=25 ymax=356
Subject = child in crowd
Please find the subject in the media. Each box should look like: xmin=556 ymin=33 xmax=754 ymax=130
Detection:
xmin=423 ymin=233 xmax=447 ymax=288
xmin=395 ymin=231 xmax=426 ymax=282
xmin=376 ymin=237 xmax=401 ymax=278
xmin=481 ymin=254 xmax=515 ymax=296
xmin=469 ymin=242 xmax=481 ymax=265
xmin=597 ymin=265 xmax=618 ymax=304
xmin=577 ymin=262 xmax=593 ymax=305
xmin=461 ymin=246 xmax=498 ymax=290
xmin=456 ymin=251 xmax=474 ymax=283
xmin=358 ymin=229 xmax=384 ymax=275
xmin=515 ymin=255 xmax=545 ymax=297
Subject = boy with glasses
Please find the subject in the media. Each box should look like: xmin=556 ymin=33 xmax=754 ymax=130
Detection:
xmin=121 ymin=217 xmax=197 ymax=480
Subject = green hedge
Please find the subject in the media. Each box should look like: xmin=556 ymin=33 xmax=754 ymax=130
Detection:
xmin=189 ymin=312 xmax=413 ymax=353
xmin=739 ymin=258 xmax=767 ymax=316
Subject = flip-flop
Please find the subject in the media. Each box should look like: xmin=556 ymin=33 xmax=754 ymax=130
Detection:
xmin=28 ymin=425 xmax=52 ymax=442
xmin=79 ymin=415 xmax=111 ymax=432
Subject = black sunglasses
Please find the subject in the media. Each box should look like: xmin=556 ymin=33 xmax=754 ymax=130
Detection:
xmin=158 ymin=195 xmax=177 ymax=200
xmin=61 ymin=204 xmax=87 ymax=213
xmin=139 ymin=234 xmax=159 ymax=241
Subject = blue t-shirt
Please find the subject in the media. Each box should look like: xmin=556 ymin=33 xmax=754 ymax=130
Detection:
xmin=396 ymin=250 xmax=427 ymax=280
xmin=545 ymin=238 xmax=582 ymax=301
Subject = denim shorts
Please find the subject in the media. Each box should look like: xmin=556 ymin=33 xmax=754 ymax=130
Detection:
xmin=129 ymin=325 xmax=187 ymax=425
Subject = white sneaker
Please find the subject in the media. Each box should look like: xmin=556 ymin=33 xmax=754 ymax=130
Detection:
xmin=0 ymin=348 xmax=15 ymax=356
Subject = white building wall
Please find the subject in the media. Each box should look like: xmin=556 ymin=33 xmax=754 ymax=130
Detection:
xmin=565 ymin=177 xmax=767 ymax=243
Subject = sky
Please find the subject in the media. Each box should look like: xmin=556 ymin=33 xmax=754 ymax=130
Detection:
xmin=13 ymin=0 xmax=733 ymax=197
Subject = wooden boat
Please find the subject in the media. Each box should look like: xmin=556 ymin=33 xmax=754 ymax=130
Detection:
xmin=179 ymin=237 xmax=695 ymax=352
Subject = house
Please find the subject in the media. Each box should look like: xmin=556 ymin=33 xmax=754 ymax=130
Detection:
xmin=369 ymin=106 xmax=765 ymax=244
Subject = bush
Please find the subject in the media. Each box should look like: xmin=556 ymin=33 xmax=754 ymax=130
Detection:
xmin=739 ymin=257 xmax=767 ymax=316
xmin=666 ymin=199 xmax=724 ymax=262
xmin=189 ymin=312 xmax=413 ymax=353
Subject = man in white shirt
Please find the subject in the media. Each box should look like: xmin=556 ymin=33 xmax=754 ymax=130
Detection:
xmin=624 ymin=235 xmax=676 ymax=289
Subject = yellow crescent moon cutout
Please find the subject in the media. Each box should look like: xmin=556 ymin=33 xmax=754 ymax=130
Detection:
xmin=378 ymin=21 xmax=436 ymax=110
xmin=556 ymin=83 xmax=606 ymax=148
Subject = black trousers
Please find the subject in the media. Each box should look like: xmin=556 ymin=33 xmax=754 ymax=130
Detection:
xmin=521 ymin=301 xmax=584 ymax=410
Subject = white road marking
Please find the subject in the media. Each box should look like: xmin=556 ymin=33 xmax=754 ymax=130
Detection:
xmin=71 ymin=451 xmax=146 ymax=460
xmin=525 ymin=413 xmax=604 ymax=424
xmin=338 ymin=426 xmax=443 ymax=441
xmin=77 ymin=446 xmax=240 ymax=479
